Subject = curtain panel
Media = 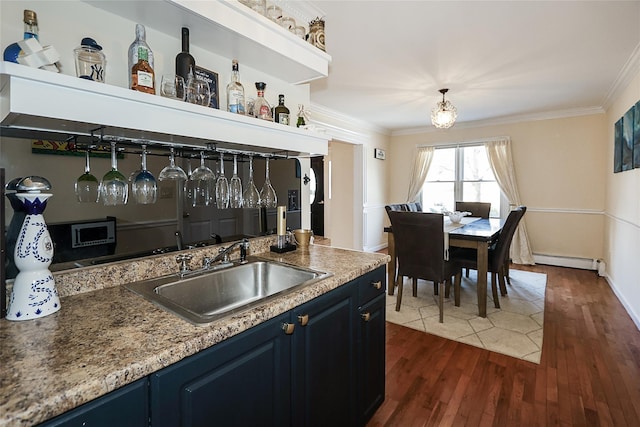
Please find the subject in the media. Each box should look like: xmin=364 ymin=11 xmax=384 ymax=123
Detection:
xmin=406 ymin=146 xmax=434 ymax=203
xmin=485 ymin=138 xmax=535 ymax=264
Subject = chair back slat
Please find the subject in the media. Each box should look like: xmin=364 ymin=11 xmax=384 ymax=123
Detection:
xmin=455 ymin=201 xmax=491 ymax=218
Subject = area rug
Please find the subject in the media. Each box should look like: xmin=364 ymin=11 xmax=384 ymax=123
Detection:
xmin=385 ymin=269 xmax=546 ymax=363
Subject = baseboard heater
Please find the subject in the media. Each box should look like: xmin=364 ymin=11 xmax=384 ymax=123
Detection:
xmin=533 ymin=253 xmax=604 ymax=275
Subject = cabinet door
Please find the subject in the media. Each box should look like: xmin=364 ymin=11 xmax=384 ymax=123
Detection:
xmin=291 ymin=282 xmax=358 ymax=427
xmin=37 ymin=378 xmax=148 ymax=427
xmin=358 ymin=293 xmax=386 ymax=425
xmin=150 ymin=313 xmax=291 ymax=427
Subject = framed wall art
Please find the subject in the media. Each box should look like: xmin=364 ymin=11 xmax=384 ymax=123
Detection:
xmin=614 ymin=100 xmax=639 ymax=173
xmin=634 ymin=100 xmax=640 ymax=168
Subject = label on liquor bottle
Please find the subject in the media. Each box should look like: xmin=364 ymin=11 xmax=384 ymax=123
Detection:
xmin=259 ymin=105 xmax=270 ymax=119
xmin=279 ymin=113 xmax=290 ymax=125
xmin=228 ymin=89 xmax=245 ymax=114
xmin=137 ymin=70 xmax=153 ymax=88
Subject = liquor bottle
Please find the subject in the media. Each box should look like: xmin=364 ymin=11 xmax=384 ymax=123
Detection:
xmin=3 ymin=9 xmax=38 ymax=63
xmin=273 ymin=94 xmax=290 ymax=125
xmin=226 ymin=59 xmax=245 ymax=114
xmin=131 ymin=47 xmax=155 ymax=94
xmin=128 ymin=24 xmax=154 ymax=89
xmin=253 ymin=82 xmax=272 ymax=121
xmin=175 ymin=27 xmax=195 ymax=83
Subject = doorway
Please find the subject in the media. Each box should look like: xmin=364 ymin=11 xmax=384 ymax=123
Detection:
xmin=310 ymin=156 xmax=324 ymax=236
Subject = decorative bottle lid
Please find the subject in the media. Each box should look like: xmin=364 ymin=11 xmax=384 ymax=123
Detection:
xmin=16 ymin=176 xmax=51 ymax=193
xmin=80 ymin=37 xmax=102 ymax=51
xmin=23 ymin=9 xmax=37 ymax=25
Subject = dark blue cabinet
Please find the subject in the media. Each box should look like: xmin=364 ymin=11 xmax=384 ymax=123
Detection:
xmin=149 ymin=266 xmax=386 ymax=427
xmin=358 ymin=292 xmax=386 ymax=424
xmin=149 ymin=311 xmax=292 ymax=427
xmin=291 ymin=282 xmax=358 ymax=426
xmin=37 ymin=378 xmax=148 ymax=427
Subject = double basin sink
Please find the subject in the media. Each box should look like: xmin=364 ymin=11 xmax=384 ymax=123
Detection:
xmin=125 ymin=256 xmax=331 ymax=325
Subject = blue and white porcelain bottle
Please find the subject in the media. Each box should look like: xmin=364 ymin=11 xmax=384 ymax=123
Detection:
xmin=6 ymin=177 xmax=60 ymax=320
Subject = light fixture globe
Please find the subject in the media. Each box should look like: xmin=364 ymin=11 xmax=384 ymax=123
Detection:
xmin=431 ymin=88 xmax=457 ymax=129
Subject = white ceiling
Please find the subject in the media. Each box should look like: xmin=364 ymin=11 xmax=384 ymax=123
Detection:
xmin=300 ymin=0 xmax=640 ymax=133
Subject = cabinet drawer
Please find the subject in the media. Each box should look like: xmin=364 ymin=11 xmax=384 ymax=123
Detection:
xmin=357 ymin=266 xmax=386 ymax=306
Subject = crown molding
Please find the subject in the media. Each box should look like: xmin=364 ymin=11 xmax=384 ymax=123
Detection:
xmin=602 ymin=41 xmax=640 ymax=110
xmin=308 ymin=102 xmax=390 ymax=144
xmin=390 ymin=106 xmax=605 ymax=136
xmin=310 ymin=101 xmax=607 ymax=140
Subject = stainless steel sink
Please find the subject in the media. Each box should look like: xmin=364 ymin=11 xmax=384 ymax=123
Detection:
xmin=125 ymin=257 xmax=331 ymax=325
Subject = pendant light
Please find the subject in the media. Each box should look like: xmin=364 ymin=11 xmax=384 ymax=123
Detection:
xmin=431 ymin=88 xmax=457 ymax=129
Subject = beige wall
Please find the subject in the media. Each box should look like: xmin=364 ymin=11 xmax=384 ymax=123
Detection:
xmin=604 ymin=67 xmax=640 ymax=326
xmin=389 ymin=114 xmax=607 ymax=261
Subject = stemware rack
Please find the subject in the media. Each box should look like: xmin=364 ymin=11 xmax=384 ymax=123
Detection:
xmin=72 ymin=128 xmax=294 ymax=163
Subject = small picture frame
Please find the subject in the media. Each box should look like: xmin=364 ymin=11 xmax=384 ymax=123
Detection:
xmin=195 ymin=65 xmax=219 ymax=109
xmin=374 ymin=148 xmax=386 ymax=160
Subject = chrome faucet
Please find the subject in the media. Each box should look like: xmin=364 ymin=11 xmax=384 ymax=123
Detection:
xmin=203 ymin=238 xmax=250 ymax=268
xmin=175 ymin=230 xmax=183 ymax=251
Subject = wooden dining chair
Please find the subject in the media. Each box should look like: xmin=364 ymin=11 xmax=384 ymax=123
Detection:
xmin=388 ymin=211 xmax=462 ymax=323
xmin=455 ymin=201 xmax=491 ymax=277
xmin=448 ymin=206 xmax=526 ymax=309
xmin=385 ymin=203 xmax=423 ymax=294
xmin=455 ymin=201 xmax=491 ymax=218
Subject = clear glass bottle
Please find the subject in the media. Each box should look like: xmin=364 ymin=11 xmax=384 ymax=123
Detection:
xmin=253 ymin=82 xmax=272 ymax=121
xmin=131 ymin=46 xmax=155 ymax=94
xmin=273 ymin=94 xmax=290 ymax=125
xmin=296 ymin=104 xmax=307 ymax=128
xmin=3 ymin=9 xmax=39 ymax=63
xmin=73 ymin=37 xmax=106 ymax=82
xmin=128 ymin=24 xmax=154 ymax=89
xmin=175 ymin=27 xmax=195 ymax=84
xmin=226 ymin=59 xmax=246 ymax=114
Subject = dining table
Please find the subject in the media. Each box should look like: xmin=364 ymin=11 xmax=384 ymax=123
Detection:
xmin=384 ymin=216 xmax=503 ymax=318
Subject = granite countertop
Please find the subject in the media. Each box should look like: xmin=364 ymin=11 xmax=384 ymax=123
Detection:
xmin=0 ymin=239 xmax=389 ymax=427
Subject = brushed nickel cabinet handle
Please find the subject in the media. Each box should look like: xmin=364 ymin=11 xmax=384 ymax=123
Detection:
xmin=361 ymin=312 xmax=371 ymax=322
xmin=298 ymin=314 xmax=309 ymax=326
xmin=371 ymin=281 xmax=382 ymax=290
xmin=282 ymin=323 xmax=295 ymax=335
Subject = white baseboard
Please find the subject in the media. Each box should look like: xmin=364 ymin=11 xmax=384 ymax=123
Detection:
xmin=364 ymin=243 xmax=387 ymax=253
xmin=533 ymin=254 xmax=596 ymax=270
xmin=605 ymin=274 xmax=640 ymax=331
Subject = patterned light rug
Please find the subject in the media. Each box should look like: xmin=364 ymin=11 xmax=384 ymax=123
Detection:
xmin=386 ymin=269 xmax=546 ymax=363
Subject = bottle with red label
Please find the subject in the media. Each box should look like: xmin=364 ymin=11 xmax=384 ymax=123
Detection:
xmin=253 ymin=82 xmax=272 ymax=121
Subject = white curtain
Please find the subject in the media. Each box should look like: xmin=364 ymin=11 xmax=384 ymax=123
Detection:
xmin=485 ymin=138 xmax=535 ymax=264
xmin=406 ymin=146 xmax=434 ymax=203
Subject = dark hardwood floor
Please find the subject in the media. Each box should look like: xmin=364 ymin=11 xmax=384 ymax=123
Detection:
xmin=367 ymin=263 xmax=640 ymax=426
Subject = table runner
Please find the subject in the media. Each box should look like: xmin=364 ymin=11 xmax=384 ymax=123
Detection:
xmin=444 ymin=217 xmax=480 ymax=260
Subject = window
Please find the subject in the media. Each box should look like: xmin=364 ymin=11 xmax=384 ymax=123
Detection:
xmin=421 ymin=145 xmax=502 ymax=217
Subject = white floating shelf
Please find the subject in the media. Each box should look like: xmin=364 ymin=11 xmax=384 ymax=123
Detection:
xmin=83 ymin=0 xmax=331 ymax=85
xmin=0 ymin=62 xmax=329 ymax=156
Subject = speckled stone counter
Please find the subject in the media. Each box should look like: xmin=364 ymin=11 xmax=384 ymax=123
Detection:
xmin=0 ymin=238 xmax=389 ymax=427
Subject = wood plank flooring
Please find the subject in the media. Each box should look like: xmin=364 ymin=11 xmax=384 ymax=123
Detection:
xmin=367 ymin=264 xmax=640 ymax=426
